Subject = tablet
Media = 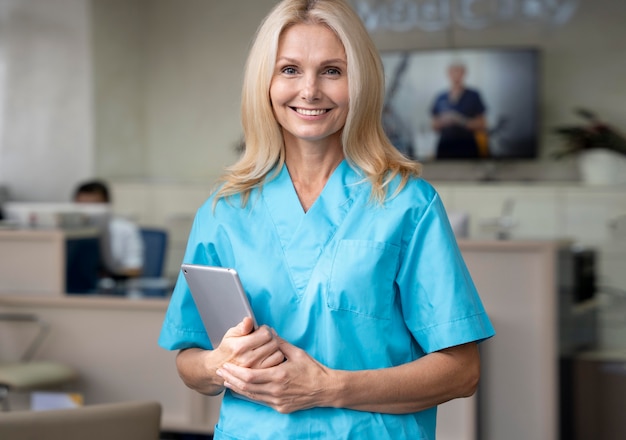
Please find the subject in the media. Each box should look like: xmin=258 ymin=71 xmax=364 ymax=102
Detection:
xmin=181 ymin=264 xmax=258 ymax=347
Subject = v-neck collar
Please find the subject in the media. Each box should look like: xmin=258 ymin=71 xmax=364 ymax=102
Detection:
xmin=261 ymin=160 xmax=362 ymax=294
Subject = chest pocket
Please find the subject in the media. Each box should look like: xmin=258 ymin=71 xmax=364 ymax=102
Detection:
xmin=327 ymin=240 xmax=401 ymax=320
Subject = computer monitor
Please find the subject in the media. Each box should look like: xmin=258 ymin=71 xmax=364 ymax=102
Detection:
xmin=2 ymin=202 xmax=110 ymax=229
xmin=381 ymin=47 xmax=541 ymax=161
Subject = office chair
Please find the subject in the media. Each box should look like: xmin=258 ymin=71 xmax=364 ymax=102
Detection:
xmin=0 ymin=313 xmax=78 ymax=411
xmin=0 ymin=400 xmax=162 ymax=440
xmin=140 ymin=227 xmax=168 ymax=278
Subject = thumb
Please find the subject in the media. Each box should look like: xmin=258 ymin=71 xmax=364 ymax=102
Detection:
xmin=240 ymin=316 xmax=255 ymax=335
xmin=224 ymin=316 xmax=255 ymax=338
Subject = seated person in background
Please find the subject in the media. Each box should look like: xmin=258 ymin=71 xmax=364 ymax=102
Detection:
xmin=73 ymin=179 xmax=144 ymax=280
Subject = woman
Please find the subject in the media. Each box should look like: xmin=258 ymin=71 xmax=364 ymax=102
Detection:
xmin=431 ymin=62 xmax=488 ymax=159
xmin=159 ymin=0 xmax=495 ymax=438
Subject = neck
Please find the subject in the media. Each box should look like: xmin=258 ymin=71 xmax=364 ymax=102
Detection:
xmin=284 ymin=133 xmax=344 ymax=182
xmin=284 ymin=139 xmax=344 ymax=212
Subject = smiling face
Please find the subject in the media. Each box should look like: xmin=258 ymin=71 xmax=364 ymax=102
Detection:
xmin=270 ymin=23 xmax=349 ymax=151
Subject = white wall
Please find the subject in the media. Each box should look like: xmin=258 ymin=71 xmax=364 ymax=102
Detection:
xmin=91 ymin=0 xmax=149 ymax=179
xmin=1 ymin=0 xmax=626 ymax=199
xmin=0 ymin=0 xmax=93 ymax=201
xmin=92 ymin=0 xmax=279 ymax=184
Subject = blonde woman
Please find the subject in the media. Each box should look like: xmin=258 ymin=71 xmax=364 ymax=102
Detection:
xmin=159 ymin=1 xmax=494 ymax=438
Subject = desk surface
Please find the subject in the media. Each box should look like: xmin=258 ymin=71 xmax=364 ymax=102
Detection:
xmin=0 ymin=293 xmax=169 ymax=311
xmin=0 ymin=227 xmax=100 ymax=238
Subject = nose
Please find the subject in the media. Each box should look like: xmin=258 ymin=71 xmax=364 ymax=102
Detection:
xmin=300 ymin=74 xmax=320 ymax=102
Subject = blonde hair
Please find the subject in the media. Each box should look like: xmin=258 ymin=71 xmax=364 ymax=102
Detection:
xmin=215 ymin=0 xmax=421 ymax=205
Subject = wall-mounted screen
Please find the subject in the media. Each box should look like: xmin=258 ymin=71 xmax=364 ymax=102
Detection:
xmin=381 ymin=47 xmax=540 ymax=161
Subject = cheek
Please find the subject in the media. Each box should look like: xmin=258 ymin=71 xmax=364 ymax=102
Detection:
xmin=331 ymin=82 xmax=350 ymax=109
xmin=335 ymin=93 xmax=350 ymax=121
xmin=269 ymin=81 xmax=289 ymax=106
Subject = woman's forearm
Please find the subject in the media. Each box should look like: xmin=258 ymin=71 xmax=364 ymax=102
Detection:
xmin=328 ymin=342 xmax=480 ymax=414
xmin=176 ymin=348 xmax=227 ymax=396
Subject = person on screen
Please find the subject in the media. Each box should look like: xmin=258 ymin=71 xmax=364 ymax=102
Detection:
xmin=158 ymin=1 xmax=495 ymax=439
xmin=431 ymin=61 xmax=488 ymax=158
xmin=73 ymin=179 xmax=144 ymax=280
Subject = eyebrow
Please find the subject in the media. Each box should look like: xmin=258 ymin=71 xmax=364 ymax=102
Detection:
xmin=276 ymin=56 xmax=347 ymax=66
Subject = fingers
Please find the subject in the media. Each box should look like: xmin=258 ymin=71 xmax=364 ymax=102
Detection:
xmin=254 ymin=347 xmax=286 ymax=369
xmin=217 ymin=362 xmax=280 ymax=392
xmin=218 ymin=323 xmax=283 ymax=369
xmin=277 ymin=337 xmax=297 ymax=358
xmin=215 ymin=361 xmax=305 ymax=414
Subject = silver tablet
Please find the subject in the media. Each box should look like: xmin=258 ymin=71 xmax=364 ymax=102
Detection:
xmin=181 ymin=264 xmax=257 ymax=348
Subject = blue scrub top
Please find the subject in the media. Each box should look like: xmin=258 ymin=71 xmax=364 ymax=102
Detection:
xmin=159 ymin=160 xmax=495 ymax=440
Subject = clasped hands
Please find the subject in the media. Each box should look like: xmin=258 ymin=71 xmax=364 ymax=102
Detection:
xmin=213 ymin=317 xmax=334 ymax=414
xmin=439 ymin=111 xmax=468 ymax=127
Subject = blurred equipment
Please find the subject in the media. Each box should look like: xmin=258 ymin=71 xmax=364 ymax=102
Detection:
xmin=558 ymin=245 xmax=600 ymax=440
xmin=447 ymin=211 xmax=469 ymax=239
xmin=0 ymin=313 xmax=78 ymax=411
xmin=140 ymin=227 xmax=168 ymax=278
xmin=2 ymin=202 xmax=109 ymax=229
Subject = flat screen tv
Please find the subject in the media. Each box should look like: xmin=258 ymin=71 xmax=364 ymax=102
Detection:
xmin=381 ymin=47 xmax=540 ymax=161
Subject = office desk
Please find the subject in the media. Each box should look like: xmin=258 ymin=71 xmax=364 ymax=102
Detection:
xmin=0 ymin=228 xmax=100 ymax=295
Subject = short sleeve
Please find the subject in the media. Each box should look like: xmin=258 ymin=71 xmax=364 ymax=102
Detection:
xmin=158 ymin=204 xmax=221 ymax=351
xmin=397 ymin=193 xmax=495 ymax=353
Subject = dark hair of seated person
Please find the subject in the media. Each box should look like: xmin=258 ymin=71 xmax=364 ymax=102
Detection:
xmin=73 ymin=180 xmax=111 ymax=203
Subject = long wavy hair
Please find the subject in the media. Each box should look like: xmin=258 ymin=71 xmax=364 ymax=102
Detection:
xmin=215 ymin=0 xmax=421 ymax=206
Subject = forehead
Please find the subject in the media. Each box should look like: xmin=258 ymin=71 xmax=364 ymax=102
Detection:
xmin=277 ymin=23 xmax=346 ymax=58
xmin=75 ymin=192 xmax=106 ymax=203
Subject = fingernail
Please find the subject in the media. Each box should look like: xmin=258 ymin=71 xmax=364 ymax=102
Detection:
xmin=216 ymin=369 xmax=223 ymax=377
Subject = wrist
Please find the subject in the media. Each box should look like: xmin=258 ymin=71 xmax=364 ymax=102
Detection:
xmin=323 ymin=368 xmax=349 ymax=409
xmin=177 ymin=348 xmax=227 ymax=396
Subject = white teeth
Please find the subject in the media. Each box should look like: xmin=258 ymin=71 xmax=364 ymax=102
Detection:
xmin=296 ymin=108 xmax=327 ymax=116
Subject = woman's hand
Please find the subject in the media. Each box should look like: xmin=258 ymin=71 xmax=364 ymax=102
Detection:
xmin=175 ymin=317 xmax=284 ymax=396
xmin=216 ymin=317 xmax=285 ymax=369
xmin=215 ymin=340 xmax=480 ymax=414
xmin=216 ymin=338 xmax=338 ymax=414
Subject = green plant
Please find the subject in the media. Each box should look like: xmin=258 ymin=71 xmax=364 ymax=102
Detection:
xmin=552 ymin=108 xmax=626 ymax=159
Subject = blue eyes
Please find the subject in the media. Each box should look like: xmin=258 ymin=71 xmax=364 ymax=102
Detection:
xmin=280 ymin=66 xmax=342 ymax=76
xmin=282 ymin=67 xmax=298 ymax=75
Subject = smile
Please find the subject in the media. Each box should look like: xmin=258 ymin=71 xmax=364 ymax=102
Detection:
xmin=294 ymin=108 xmax=328 ymax=116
